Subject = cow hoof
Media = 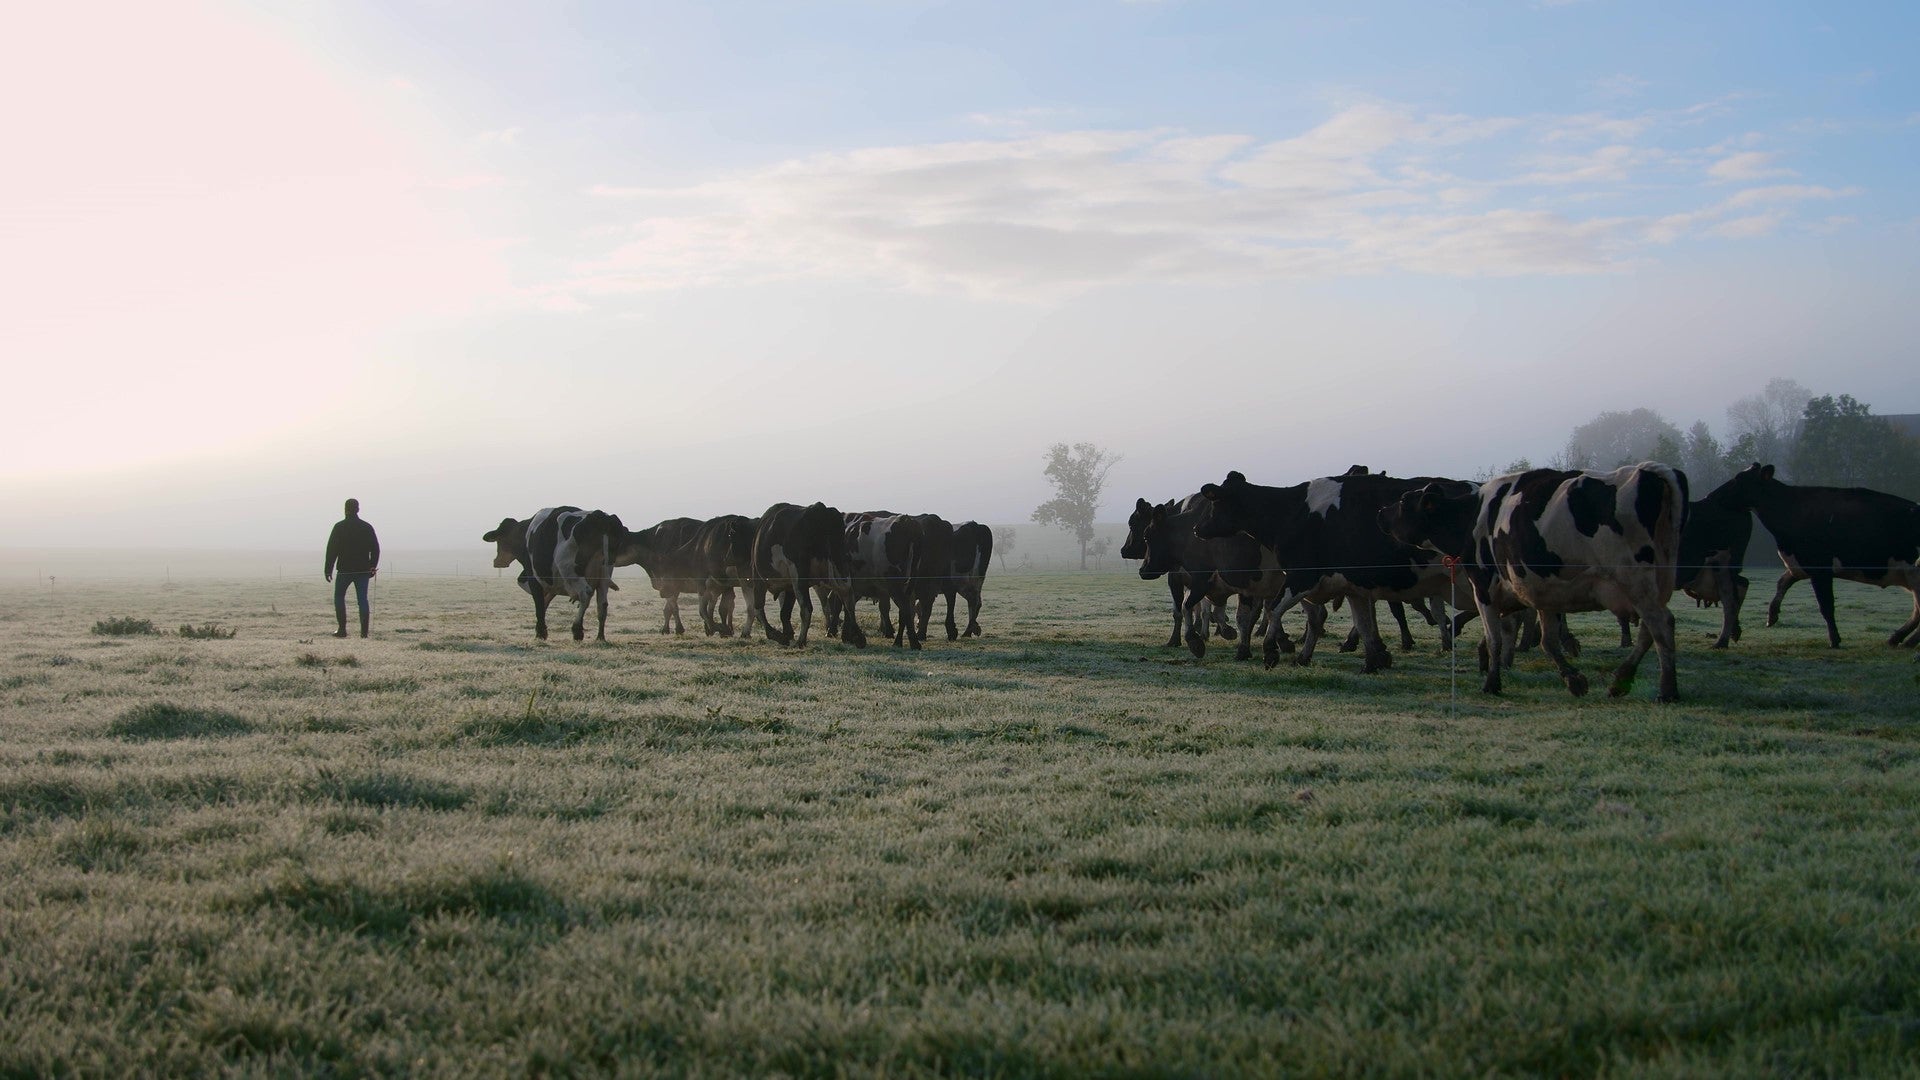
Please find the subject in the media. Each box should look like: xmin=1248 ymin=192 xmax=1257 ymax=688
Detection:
xmin=948 ymin=629 xmax=960 ymax=642
xmin=572 ymin=628 xmax=585 ymax=642
xmin=1185 ymin=632 xmax=1207 ymax=660
xmin=1262 ymin=648 xmax=1281 ymax=670
xmin=1363 ymin=651 xmax=1393 ymax=674
xmin=1291 ymin=654 xmax=1313 ymax=668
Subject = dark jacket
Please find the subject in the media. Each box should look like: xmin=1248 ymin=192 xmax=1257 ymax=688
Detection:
xmin=325 ymin=515 xmax=380 ymax=576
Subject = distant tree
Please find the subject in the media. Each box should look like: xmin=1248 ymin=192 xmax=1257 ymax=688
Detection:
xmin=1089 ymin=536 xmax=1113 ymax=571
xmin=1726 ymin=377 xmax=1812 ymax=479
xmin=1472 ymin=457 xmax=1535 ymax=482
xmin=1681 ymin=420 xmax=1731 ymax=492
xmin=1562 ymin=408 xmax=1683 ymax=470
xmin=1032 ymin=442 xmax=1121 ymax=570
xmin=996 ymin=527 xmax=1016 ymax=570
xmin=1791 ymin=395 xmax=1920 ymax=497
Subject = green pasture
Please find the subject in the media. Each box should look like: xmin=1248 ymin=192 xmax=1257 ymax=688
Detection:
xmin=1 ymin=570 xmax=1917 ymax=1076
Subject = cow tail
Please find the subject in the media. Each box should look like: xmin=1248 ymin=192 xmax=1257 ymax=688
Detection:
xmin=977 ymin=528 xmax=994 ymax=578
xmin=1656 ymin=465 xmax=1685 ymax=596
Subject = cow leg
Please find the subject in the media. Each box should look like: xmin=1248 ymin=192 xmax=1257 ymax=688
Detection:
xmin=721 ymin=587 xmax=738 ymax=637
xmin=1351 ymin=598 xmax=1394 ymax=673
xmin=570 ymin=592 xmax=588 ymax=642
xmin=758 ymin=584 xmax=789 ymax=646
xmin=594 ymin=582 xmax=610 ymax=643
xmin=1711 ymin=566 xmax=1744 ymax=649
xmin=1475 ymin=592 xmax=1506 ymax=695
xmin=963 ymin=587 xmax=983 ymax=637
xmin=1338 ymin=612 xmax=1362 ymax=653
xmin=1294 ymin=599 xmax=1328 ymax=668
xmin=1183 ymin=592 xmax=1212 ymax=659
xmin=1262 ymin=596 xmax=1301 ymax=668
xmin=1214 ymin=599 xmax=1235 ymax=640
xmin=671 ymin=595 xmax=685 ymax=635
xmin=1165 ymin=578 xmax=1185 ymax=648
xmin=1234 ymin=597 xmax=1258 ymax=661
xmin=876 ymin=596 xmax=895 ymax=640
xmin=533 ymin=592 xmax=552 ymax=641
xmin=840 ymin=590 xmax=868 ymax=648
xmin=1886 ymin=585 xmax=1920 ymax=647
xmin=1809 ymin=572 xmax=1842 ymax=648
xmin=944 ymin=590 xmax=960 ymax=641
xmin=1766 ymin=569 xmax=1802 ymax=627
xmin=1610 ymin=606 xmax=1677 ymax=702
xmin=1536 ymin=610 xmax=1587 ymax=696
xmin=1389 ymin=599 xmax=1415 ymax=651
xmin=1615 ymin=612 xmax=1634 ymax=649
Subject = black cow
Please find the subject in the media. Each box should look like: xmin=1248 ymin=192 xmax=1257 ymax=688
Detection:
xmin=942 ymin=521 xmax=993 ymax=639
xmin=1195 ymin=471 xmax=1465 ymax=672
xmin=1135 ymin=499 xmax=1299 ymax=662
xmin=613 ymin=517 xmax=706 ymax=634
xmin=1381 ymin=464 xmax=1688 ymax=700
xmin=751 ymin=502 xmax=866 ymax=648
xmin=1721 ymin=464 xmax=1920 ymax=649
xmin=905 ymin=514 xmax=956 ymax=644
xmin=1123 ymin=496 xmax=1241 ymax=649
xmin=686 ymin=514 xmax=757 ymax=637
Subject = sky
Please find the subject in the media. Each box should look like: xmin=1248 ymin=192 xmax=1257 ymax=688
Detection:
xmin=3 ymin=0 xmax=1916 ymax=550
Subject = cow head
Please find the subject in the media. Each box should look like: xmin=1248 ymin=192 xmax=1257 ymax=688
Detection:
xmin=482 ymin=517 xmax=525 ymax=569
xmin=1121 ymin=498 xmax=1157 ymax=561
xmin=1721 ymin=462 xmax=1778 ymax=509
xmin=1377 ymin=481 xmax=1478 ymax=557
xmin=1137 ymin=504 xmax=1177 ymax=580
xmin=1194 ymin=471 xmax=1252 ymax=540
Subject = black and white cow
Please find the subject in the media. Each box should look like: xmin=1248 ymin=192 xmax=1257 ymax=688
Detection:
xmin=942 ymin=521 xmax=993 ymax=640
xmin=483 ymin=506 xmax=585 ymax=640
xmin=613 ymin=516 xmax=706 ymax=634
xmin=1721 ymin=463 xmax=1920 ymax=649
xmin=1195 ymin=471 xmax=1467 ymax=672
xmin=751 ymin=502 xmax=866 ymax=648
xmin=840 ymin=512 xmax=925 ymax=648
xmin=1381 ymin=464 xmax=1688 ymax=700
xmin=483 ymin=506 xmax=625 ymax=642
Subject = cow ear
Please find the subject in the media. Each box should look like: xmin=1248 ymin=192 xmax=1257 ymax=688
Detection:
xmin=1226 ymin=470 xmax=1246 ymax=485
xmin=1760 ymin=464 xmax=1774 ymax=480
xmin=482 ymin=529 xmax=501 ymax=542
xmin=1200 ymin=484 xmax=1220 ymax=499
xmin=1136 ymin=498 xmax=1150 ymax=513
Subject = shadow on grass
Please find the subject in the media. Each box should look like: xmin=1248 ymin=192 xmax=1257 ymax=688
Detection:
xmin=107 ymin=701 xmax=253 ymax=740
xmin=240 ymin=864 xmax=571 ymax=940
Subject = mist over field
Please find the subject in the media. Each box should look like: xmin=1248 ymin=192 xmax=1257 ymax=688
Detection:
xmin=3 ymin=3 xmax=1917 ymax=552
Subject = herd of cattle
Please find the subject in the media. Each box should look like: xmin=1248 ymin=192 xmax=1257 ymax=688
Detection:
xmin=482 ymin=505 xmax=992 ymax=650
xmin=1125 ymin=462 xmax=1920 ymax=702
xmin=478 ymin=463 xmax=1920 ymax=704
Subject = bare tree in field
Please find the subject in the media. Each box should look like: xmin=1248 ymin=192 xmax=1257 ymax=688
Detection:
xmin=1032 ymin=442 xmax=1121 ymax=570
xmin=996 ymin=527 xmax=1016 ymax=570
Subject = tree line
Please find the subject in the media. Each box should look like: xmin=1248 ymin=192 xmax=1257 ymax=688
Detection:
xmin=1486 ymin=378 xmax=1920 ymax=499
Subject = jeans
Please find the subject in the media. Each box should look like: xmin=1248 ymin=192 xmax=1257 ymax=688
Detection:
xmin=333 ymin=572 xmax=372 ymax=626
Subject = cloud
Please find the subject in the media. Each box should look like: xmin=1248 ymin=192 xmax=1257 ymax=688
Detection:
xmin=556 ymin=102 xmax=1858 ymax=300
xmin=1708 ymin=150 xmax=1792 ymax=182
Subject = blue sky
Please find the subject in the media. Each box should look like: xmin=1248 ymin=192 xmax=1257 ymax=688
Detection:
xmin=2 ymin=0 xmax=1915 ymax=548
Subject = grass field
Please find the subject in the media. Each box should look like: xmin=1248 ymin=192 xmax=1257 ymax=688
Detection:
xmin=2 ymin=568 xmax=1918 ymax=1076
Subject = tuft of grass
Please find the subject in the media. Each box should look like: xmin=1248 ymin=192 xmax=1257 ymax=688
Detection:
xmin=295 ymin=652 xmax=358 ymax=669
xmin=106 ymin=701 xmax=254 ymax=740
xmin=91 ymin=616 xmax=158 ymax=636
xmin=177 ymin=622 xmax=237 ymax=640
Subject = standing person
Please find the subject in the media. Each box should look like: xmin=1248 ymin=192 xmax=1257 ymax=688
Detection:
xmin=324 ymin=498 xmax=380 ymax=638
